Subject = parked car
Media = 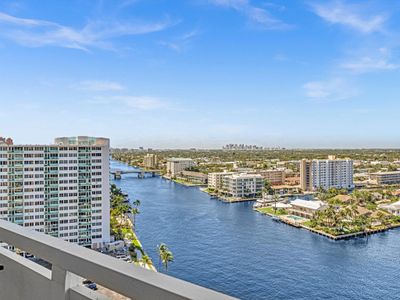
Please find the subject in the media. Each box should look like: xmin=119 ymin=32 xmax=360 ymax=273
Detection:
xmin=82 ymin=280 xmax=97 ymax=291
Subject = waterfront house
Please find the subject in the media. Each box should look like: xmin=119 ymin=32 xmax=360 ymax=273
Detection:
xmin=378 ymin=200 xmax=400 ymax=216
xmin=289 ymin=199 xmax=327 ymax=219
xmin=274 ymin=202 xmax=292 ymax=210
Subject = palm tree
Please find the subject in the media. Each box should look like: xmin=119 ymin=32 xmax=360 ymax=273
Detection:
xmin=128 ymin=243 xmax=138 ymax=262
xmin=130 ymin=207 xmax=140 ymax=229
xmin=158 ymin=243 xmax=174 ymax=272
xmin=132 ymin=199 xmax=141 ymax=207
xmin=273 ymin=193 xmax=280 ymax=215
xmin=141 ymin=255 xmax=153 ymax=268
xmin=129 ymin=199 xmax=141 ymax=229
xmin=263 ymin=181 xmax=273 ymax=195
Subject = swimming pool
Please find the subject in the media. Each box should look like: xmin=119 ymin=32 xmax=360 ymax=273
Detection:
xmin=286 ymin=215 xmax=308 ymax=222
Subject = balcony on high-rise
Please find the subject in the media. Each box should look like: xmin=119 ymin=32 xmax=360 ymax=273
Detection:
xmin=0 ymin=219 xmax=235 ymax=300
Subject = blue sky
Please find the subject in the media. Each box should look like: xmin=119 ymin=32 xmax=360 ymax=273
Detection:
xmin=1 ymin=0 xmax=400 ymax=148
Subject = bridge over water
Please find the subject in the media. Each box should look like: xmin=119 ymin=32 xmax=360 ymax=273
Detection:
xmin=110 ymin=169 xmax=161 ymax=179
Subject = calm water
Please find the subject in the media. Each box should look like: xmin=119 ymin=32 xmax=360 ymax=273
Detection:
xmin=112 ymin=161 xmax=400 ymax=300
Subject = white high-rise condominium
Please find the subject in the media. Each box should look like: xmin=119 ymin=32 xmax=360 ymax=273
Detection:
xmin=0 ymin=136 xmax=110 ymax=249
xmin=300 ymin=155 xmax=354 ymax=191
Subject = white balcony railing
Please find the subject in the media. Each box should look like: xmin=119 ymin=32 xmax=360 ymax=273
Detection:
xmin=0 ymin=219 xmax=236 ymax=300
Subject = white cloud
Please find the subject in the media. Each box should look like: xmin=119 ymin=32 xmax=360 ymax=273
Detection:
xmin=159 ymin=29 xmax=199 ymax=52
xmin=77 ymin=80 xmax=125 ymax=91
xmin=342 ymin=56 xmax=398 ymax=73
xmin=341 ymin=48 xmax=399 ymax=73
xmin=209 ymin=0 xmax=290 ymax=30
xmin=311 ymin=1 xmax=387 ymax=33
xmin=303 ymin=78 xmax=358 ymax=102
xmin=0 ymin=12 xmax=174 ymax=51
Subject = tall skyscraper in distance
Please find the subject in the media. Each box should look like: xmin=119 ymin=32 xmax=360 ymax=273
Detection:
xmin=0 ymin=136 xmax=110 ymax=248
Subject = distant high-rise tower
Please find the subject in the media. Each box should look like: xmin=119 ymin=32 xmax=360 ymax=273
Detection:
xmin=143 ymin=153 xmax=158 ymax=169
xmin=300 ymin=159 xmax=312 ymax=191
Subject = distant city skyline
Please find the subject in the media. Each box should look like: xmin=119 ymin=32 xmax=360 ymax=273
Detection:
xmin=1 ymin=0 xmax=400 ymax=148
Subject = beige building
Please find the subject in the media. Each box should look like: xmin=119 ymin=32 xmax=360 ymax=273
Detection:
xmin=290 ymin=199 xmax=327 ymax=219
xmin=370 ymin=171 xmax=400 ymax=185
xmin=143 ymin=153 xmax=158 ymax=169
xmin=166 ymin=158 xmax=195 ymax=177
xmin=208 ymin=172 xmax=237 ymax=190
xmin=257 ymin=169 xmax=285 ymax=185
xmin=300 ymin=156 xmax=354 ymax=191
xmin=300 ymin=159 xmax=312 ymax=191
xmin=179 ymin=171 xmax=208 ymax=184
xmin=223 ymin=174 xmax=264 ymax=198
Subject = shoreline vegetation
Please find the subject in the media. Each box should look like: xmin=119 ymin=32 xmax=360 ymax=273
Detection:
xmin=110 ymin=183 xmax=174 ymax=272
xmin=110 ymin=184 xmax=156 ymax=271
xmin=255 ymin=188 xmax=400 ymax=240
xmin=162 ymin=175 xmax=207 ymax=187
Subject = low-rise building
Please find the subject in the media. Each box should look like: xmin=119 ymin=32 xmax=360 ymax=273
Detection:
xmin=370 ymin=171 xmax=400 ymax=185
xmin=179 ymin=171 xmax=208 ymax=184
xmin=272 ymin=185 xmax=301 ymax=196
xmin=208 ymin=172 xmax=237 ymax=190
xmin=289 ymin=199 xmax=327 ymax=219
xmin=166 ymin=158 xmax=195 ymax=177
xmin=223 ymin=174 xmax=264 ymax=199
xmin=257 ymin=169 xmax=285 ymax=185
xmin=378 ymin=201 xmax=400 ymax=216
xmin=143 ymin=153 xmax=158 ymax=169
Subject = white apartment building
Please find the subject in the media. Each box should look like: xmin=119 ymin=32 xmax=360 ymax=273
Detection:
xmin=143 ymin=154 xmax=158 ymax=169
xmin=300 ymin=156 xmax=354 ymax=191
xmin=208 ymin=172 xmax=237 ymax=190
xmin=0 ymin=136 xmax=110 ymax=249
xmin=166 ymin=158 xmax=195 ymax=177
xmin=223 ymin=174 xmax=264 ymax=198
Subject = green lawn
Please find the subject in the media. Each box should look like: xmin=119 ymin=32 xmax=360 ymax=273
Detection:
xmin=172 ymin=178 xmax=203 ymax=186
xmin=256 ymin=207 xmax=288 ymax=216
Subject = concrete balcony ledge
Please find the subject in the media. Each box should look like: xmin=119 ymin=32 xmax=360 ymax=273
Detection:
xmin=0 ymin=220 xmax=236 ymax=300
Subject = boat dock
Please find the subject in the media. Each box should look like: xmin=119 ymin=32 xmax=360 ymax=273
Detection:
xmin=300 ymin=224 xmax=400 ymax=240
